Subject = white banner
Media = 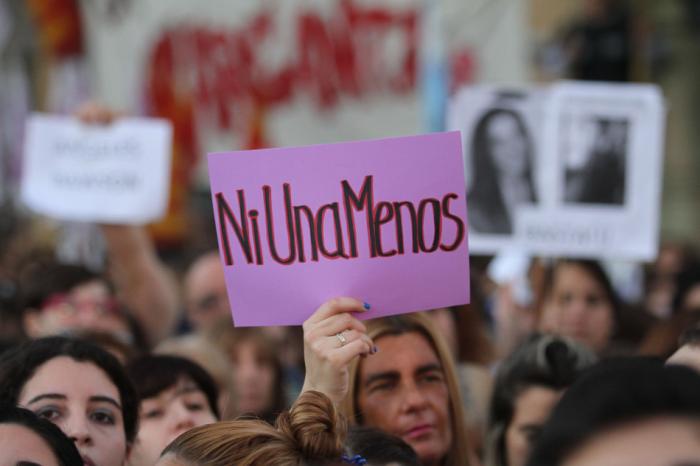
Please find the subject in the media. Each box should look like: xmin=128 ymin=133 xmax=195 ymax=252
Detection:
xmin=21 ymin=114 xmax=173 ymax=224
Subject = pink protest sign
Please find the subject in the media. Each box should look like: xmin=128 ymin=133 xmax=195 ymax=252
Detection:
xmin=208 ymin=131 xmax=470 ymax=326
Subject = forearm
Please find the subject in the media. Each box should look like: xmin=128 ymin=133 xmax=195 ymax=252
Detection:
xmin=101 ymin=224 xmax=179 ymax=346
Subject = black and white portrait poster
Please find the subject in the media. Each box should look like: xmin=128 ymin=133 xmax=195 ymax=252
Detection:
xmin=447 ymin=85 xmax=545 ymax=252
xmin=449 ymin=81 xmax=665 ymax=261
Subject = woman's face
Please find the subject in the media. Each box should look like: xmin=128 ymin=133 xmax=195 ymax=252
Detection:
xmin=505 ymin=386 xmax=562 ymax=466
xmin=357 ymin=332 xmax=452 ymax=466
xmin=231 ymin=341 xmax=275 ymax=416
xmin=129 ymin=377 xmax=217 ymax=466
xmin=486 ymin=113 xmax=528 ymax=177
xmin=539 ymin=263 xmax=615 ymax=353
xmin=18 ymin=356 xmax=128 ymax=466
xmin=0 ymin=423 xmax=61 ymax=466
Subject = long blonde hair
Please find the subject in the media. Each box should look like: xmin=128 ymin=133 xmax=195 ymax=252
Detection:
xmin=161 ymin=390 xmax=346 ymax=466
xmin=340 ymin=312 xmax=472 ymax=466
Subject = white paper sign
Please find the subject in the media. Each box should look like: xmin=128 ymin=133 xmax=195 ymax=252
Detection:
xmin=21 ymin=114 xmax=173 ymax=224
xmin=448 ymin=81 xmax=665 ymax=261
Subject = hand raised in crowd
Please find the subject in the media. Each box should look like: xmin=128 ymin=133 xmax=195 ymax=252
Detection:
xmin=66 ymin=101 xmax=180 ymax=345
xmin=74 ymin=100 xmax=121 ymax=125
xmin=301 ymin=297 xmax=375 ymax=405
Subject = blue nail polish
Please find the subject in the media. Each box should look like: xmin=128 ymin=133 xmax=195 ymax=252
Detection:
xmin=363 ymin=302 xmax=371 ymax=310
xmin=372 ymin=346 xmax=379 ymax=354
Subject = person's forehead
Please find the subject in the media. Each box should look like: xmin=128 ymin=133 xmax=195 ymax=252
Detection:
xmin=146 ymin=376 xmax=201 ymax=403
xmin=185 ymin=255 xmax=226 ymax=297
xmin=20 ymin=356 xmax=120 ymax=402
xmin=360 ymin=332 xmax=441 ymax=377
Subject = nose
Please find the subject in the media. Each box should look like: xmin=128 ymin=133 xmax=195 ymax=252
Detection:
xmin=562 ymin=298 xmax=589 ymax=326
xmin=400 ymin=382 xmax=430 ymax=413
xmin=63 ymin=414 xmax=92 ymax=447
xmin=171 ymin=401 xmax=196 ymax=432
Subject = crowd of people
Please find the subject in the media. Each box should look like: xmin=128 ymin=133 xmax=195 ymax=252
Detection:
xmin=3 ymin=236 xmax=700 ymax=466
xmin=3 ymin=122 xmax=700 ymax=466
xmin=3 ymin=20 xmax=700 ymax=462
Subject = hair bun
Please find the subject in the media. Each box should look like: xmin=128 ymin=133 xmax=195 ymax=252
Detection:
xmin=276 ymin=390 xmax=346 ymax=461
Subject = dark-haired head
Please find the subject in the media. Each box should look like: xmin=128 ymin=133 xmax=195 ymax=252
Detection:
xmin=17 ymin=261 xmax=143 ymax=349
xmin=0 ymin=404 xmax=82 ymax=466
xmin=0 ymin=336 xmax=138 ymax=448
xmin=126 ymin=355 xmax=220 ymax=466
xmin=526 ymin=358 xmax=700 ymax=466
xmin=538 ymin=259 xmax=621 ymax=354
xmin=486 ymin=334 xmax=596 ymax=466
xmin=345 ymin=426 xmax=421 ymax=466
xmin=18 ymin=262 xmax=103 ymax=312
xmin=127 ymin=354 xmax=220 ymax=419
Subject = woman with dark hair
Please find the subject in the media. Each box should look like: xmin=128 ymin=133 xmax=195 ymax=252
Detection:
xmin=0 ymin=404 xmax=82 ymax=466
xmin=345 ymin=426 xmax=421 ymax=466
xmin=526 ymin=358 xmax=700 ymax=466
xmin=537 ymin=259 xmax=621 ymax=354
xmin=467 ymin=107 xmax=537 ymax=235
xmin=125 ymin=355 xmax=219 ymax=466
xmin=0 ymin=336 xmax=138 ymax=466
xmin=485 ymin=334 xmax=596 ymax=466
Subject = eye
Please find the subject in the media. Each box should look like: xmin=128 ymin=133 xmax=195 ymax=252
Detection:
xmin=558 ymin=292 xmax=573 ymax=306
xmin=143 ymin=408 xmax=164 ymax=419
xmin=585 ymin=294 xmax=603 ymax=307
xmin=419 ymin=371 xmax=445 ymax=384
xmin=185 ymin=402 xmax=205 ymax=412
xmin=368 ymin=381 xmax=395 ymax=394
xmin=522 ymin=426 xmax=543 ymax=445
xmin=34 ymin=406 xmax=62 ymax=422
xmin=90 ymin=409 xmax=116 ymax=425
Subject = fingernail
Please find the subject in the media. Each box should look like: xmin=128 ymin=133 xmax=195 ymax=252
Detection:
xmin=372 ymin=346 xmax=379 ymax=354
xmin=363 ymin=302 xmax=371 ymax=310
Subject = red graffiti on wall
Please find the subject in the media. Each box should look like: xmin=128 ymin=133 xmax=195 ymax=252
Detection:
xmin=143 ymin=0 xmax=474 ymax=243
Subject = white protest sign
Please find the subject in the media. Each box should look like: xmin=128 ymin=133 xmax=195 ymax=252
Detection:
xmin=449 ymin=81 xmax=665 ymax=261
xmin=22 ymin=114 xmax=173 ymax=224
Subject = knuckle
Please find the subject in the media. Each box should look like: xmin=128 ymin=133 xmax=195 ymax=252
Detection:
xmin=310 ymin=340 xmax=324 ymax=353
xmin=328 ymin=297 xmax=342 ymax=308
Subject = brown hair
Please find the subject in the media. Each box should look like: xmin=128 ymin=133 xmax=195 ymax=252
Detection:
xmin=341 ymin=312 xmax=473 ymax=466
xmin=161 ymin=390 xmax=346 ymax=466
xmin=206 ymin=322 xmax=287 ymax=421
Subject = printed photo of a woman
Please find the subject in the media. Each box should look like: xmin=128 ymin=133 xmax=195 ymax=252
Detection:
xmin=467 ymin=107 xmax=538 ymax=235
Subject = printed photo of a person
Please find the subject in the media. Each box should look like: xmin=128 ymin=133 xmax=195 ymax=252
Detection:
xmin=467 ymin=107 xmax=538 ymax=235
xmin=564 ymin=117 xmax=627 ymax=205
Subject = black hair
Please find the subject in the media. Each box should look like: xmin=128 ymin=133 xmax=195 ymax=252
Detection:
xmin=344 ymin=426 xmax=421 ymax=466
xmin=0 ymin=336 xmax=139 ymax=444
xmin=487 ymin=334 xmax=596 ymax=466
xmin=672 ymin=264 xmax=700 ymax=313
xmin=0 ymin=403 xmax=82 ymax=466
xmin=126 ymin=354 xmax=220 ymax=419
xmin=17 ymin=262 xmax=105 ymax=312
xmin=526 ymin=357 xmax=700 ymax=466
xmin=544 ymin=259 xmax=622 ymax=328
